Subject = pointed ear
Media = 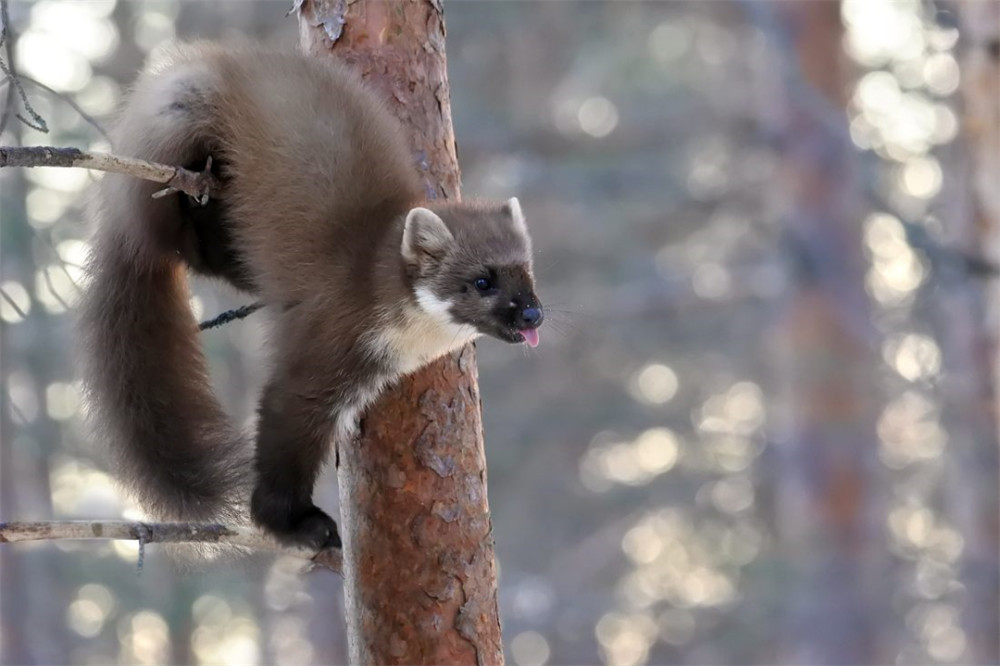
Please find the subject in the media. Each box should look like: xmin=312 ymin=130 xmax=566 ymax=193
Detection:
xmin=402 ymin=207 xmax=454 ymax=265
xmin=505 ymin=197 xmax=528 ymax=235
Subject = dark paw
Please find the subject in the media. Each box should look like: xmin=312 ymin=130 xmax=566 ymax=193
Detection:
xmin=251 ymin=489 xmax=341 ymax=550
xmin=292 ymin=507 xmax=342 ymax=550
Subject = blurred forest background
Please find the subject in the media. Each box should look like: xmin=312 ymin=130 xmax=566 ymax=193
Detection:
xmin=1 ymin=1 xmax=998 ymax=665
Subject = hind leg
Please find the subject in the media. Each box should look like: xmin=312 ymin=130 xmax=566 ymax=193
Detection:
xmin=174 ymin=153 xmax=262 ymax=294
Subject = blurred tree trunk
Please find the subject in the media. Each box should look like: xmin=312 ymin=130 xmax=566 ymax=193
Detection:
xmin=954 ymin=4 xmax=1000 ymax=662
xmin=755 ymin=2 xmax=888 ymax=663
xmin=298 ymin=2 xmax=503 ymax=664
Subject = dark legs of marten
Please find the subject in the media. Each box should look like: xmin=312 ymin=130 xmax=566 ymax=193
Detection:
xmin=250 ymin=382 xmax=341 ymax=550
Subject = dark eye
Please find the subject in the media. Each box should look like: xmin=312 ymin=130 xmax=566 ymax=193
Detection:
xmin=474 ymin=276 xmax=492 ymax=292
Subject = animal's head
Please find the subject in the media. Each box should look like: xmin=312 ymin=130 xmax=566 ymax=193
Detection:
xmin=401 ymin=198 xmax=543 ymax=347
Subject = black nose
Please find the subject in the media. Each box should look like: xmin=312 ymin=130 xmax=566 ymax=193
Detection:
xmin=519 ymin=306 xmax=543 ymax=328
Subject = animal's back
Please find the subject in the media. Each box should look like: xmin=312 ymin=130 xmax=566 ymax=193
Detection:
xmin=219 ymin=47 xmax=420 ymax=296
xmin=125 ymin=43 xmax=422 ymax=297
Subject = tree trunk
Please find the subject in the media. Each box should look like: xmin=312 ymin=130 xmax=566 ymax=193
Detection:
xmin=749 ymin=2 xmax=888 ymax=663
xmin=955 ymin=5 xmax=1000 ymax=662
xmin=298 ymin=2 xmax=504 ymax=664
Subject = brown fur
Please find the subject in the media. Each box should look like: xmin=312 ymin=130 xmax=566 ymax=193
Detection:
xmin=78 ymin=43 xmax=541 ymax=549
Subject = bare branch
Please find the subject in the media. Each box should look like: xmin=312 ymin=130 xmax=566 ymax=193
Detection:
xmin=0 ymin=520 xmax=343 ymax=573
xmin=0 ymin=146 xmax=219 ymax=203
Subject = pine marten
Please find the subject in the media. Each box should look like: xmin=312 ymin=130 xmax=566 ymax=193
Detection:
xmin=77 ymin=42 xmax=543 ymax=551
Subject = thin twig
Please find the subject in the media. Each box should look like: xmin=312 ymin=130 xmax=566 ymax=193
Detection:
xmin=4 ymin=393 xmax=29 ymax=425
xmin=0 ymin=0 xmax=18 ymax=136
xmin=0 ymin=285 xmax=27 ymax=319
xmin=0 ymin=0 xmax=47 ymax=135
xmin=0 ymin=146 xmax=219 ymax=203
xmin=0 ymin=520 xmax=343 ymax=573
xmin=40 ymin=265 xmax=72 ymax=312
xmin=37 ymin=231 xmax=82 ymax=294
xmin=1 ymin=74 xmax=111 ymax=143
xmin=199 ymin=302 xmax=265 ymax=331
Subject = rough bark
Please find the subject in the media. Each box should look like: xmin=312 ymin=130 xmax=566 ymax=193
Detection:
xmin=298 ymin=2 xmax=503 ymax=664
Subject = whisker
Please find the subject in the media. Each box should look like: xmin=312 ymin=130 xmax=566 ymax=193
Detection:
xmin=535 ymin=256 xmax=565 ymax=273
xmin=539 ymin=303 xmax=592 ymax=317
xmin=542 ymin=307 xmax=589 ymax=315
xmin=447 ymin=322 xmax=467 ymax=352
xmin=543 ymin=311 xmax=590 ymax=328
xmin=541 ymin=320 xmax=580 ymax=337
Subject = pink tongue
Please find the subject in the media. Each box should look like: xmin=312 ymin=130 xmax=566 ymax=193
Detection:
xmin=520 ymin=328 xmax=540 ymax=348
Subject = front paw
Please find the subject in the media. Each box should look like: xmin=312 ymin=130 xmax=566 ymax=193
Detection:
xmin=251 ymin=490 xmax=341 ymax=550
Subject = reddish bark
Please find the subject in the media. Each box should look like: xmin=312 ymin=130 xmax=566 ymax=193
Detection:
xmin=298 ymin=1 xmax=503 ymax=664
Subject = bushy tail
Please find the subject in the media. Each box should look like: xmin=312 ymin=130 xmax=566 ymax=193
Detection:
xmin=76 ymin=44 xmax=252 ymax=523
xmin=77 ymin=227 xmax=250 ymax=523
